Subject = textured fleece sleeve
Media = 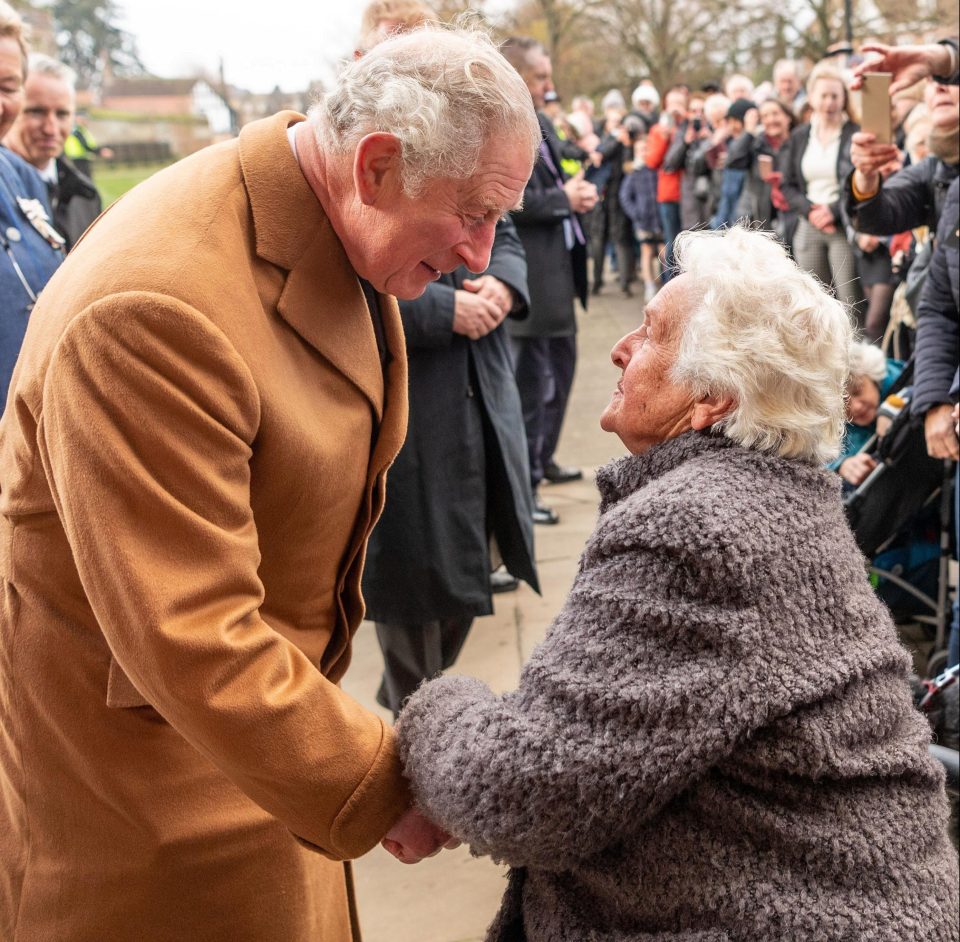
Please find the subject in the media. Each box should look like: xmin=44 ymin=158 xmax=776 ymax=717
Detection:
xmin=38 ymin=294 xmax=409 ymax=859
xmin=397 ymin=495 xmax=782 ymax=871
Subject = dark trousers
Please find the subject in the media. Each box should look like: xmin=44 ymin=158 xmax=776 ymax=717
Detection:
xmin=510 ymin=334 xmax=577 ymax=490
xmin=658 ymin=200 xmax=682 ymax=282
xmin=375 ymin=617 xmax=474 ymax=717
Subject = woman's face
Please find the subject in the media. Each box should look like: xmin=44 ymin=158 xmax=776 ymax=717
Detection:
xmin=846 ymin=376 xmax=880 ymax=427
xmin=924 ymin=81 xmax=960 ymax=131
xmin=759 ymin=102 xmax=789 ymax=140
xmin=0 ymin=36 xmax=24 ymax=141
xmin=600 ymin=277 xmax=698 ymax=454
xmin=810 ymin=78 xmax=845 ymax=121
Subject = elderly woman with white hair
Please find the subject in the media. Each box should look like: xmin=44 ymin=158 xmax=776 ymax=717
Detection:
xmin=389 ymin=226 xmax=958 ymax=940
xmin=830 ymin=340 xmax=904 ymax=487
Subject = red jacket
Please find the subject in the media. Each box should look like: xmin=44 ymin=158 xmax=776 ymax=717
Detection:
xmin=646 ymin=123 xmax=682 ymax=204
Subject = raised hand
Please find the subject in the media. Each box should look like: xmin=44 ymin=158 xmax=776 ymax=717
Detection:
xmin=850 ymin=42 xmax=956 ymax=95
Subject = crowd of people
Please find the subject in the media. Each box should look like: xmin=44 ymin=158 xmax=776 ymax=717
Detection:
xmin=0 ymin=0 xmax=958 ymax=938
xmin=546 ymin=46 xmax=957 ymax=344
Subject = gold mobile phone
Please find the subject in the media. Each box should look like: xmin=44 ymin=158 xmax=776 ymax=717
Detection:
xmin=860 ymin=72 xmax=892 ymax=145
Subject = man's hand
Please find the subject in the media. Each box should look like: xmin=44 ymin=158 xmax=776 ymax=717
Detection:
xmin=839 ymin=453 xmax=878 ymax=486
xmin=463 ymin=275 xmax=513 ymax=317
xmin=850 ymin=132 xmax=900 ymax=199
xmin=850 ymin=42 xmax=955 ymax=95
xmin=808 ymin=203 xmax=836 ymax=232
xmin=924 ymin=403 xmax=960 ymax=460
xmin=381 ymin=806 xmax=458 ymax=865
xmin=453 ymin=288 xmax=506 ymax=339
xmin=563 ymin=172 xmax=598 ymax=214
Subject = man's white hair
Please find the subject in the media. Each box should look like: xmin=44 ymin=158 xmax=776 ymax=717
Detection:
xmin=671 ymin=226 xmax=853 ymax=464
xmin=847 ymin=341 xmax=886 ymax=385
xmin=313 ymin=24 xmax=539 ymax=195
xmin=703 ymin=93 xmax=730 ymax=127
xmin=27 ymin=52 xmax=77 ymax=92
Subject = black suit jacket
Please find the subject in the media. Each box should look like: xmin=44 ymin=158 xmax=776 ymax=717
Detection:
xmin=506 ymin=112 xmax=587 ymax=339
xmin=780 ymin=120 xmax=857 ymax=224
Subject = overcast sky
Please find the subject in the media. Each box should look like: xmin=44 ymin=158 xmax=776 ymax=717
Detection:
xmin=115 ymin=0 xmax=381 ymax=93
xmin=115 ymin=1 xmax=511 ymax=94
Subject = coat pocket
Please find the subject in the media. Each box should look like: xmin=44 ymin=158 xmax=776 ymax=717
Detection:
xmin=106 ymin=656 xmax=152 ymax=708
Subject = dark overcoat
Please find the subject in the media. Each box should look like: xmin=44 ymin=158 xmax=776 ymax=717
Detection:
xmin=506 ymin=112 xmax=587 ymax=340
xmin=363 ymin=217 xmax=539 ymax=624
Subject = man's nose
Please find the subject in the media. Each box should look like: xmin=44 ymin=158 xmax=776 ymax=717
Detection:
xmin=457 ymin=221 xmax=497 ymax=274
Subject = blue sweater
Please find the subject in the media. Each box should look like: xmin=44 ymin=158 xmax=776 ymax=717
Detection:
xmin=0 ymin=147 xmax=63 ymax=400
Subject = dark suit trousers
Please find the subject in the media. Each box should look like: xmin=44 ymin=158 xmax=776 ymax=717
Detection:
xmin=375 ymin=617 xmax=474 ymax=717
xmin=510 ymin=334 xmax=577 ymax=490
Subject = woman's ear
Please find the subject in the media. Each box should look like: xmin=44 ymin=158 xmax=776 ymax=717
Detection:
xmin=354 ymin=133 xmax=404 ymax=206
xmin=691 ymin=393 xmax=736 ymax=430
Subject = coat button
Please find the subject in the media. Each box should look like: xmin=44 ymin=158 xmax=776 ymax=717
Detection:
xmin=466 ymin=383 xmax=475 ymax=398
xmin=5 ymin=227 xmax=21 ymax=243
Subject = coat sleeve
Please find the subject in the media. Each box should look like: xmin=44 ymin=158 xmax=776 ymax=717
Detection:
xmin=645 ymin=125 xmax=671 ymax=170
xmin=779 ymin=131 xmax=812 ymax=218
xmin=485 ymin=215 xmax=530 ymax=311
xmin=397 ymin=283 xmax=457 ymax=350
xmin=511 ymin=170 xmax=571 ymax=228
xmin=843 ymin=158 xmax=938 ymax=235
xmin=618 ymin=173 xmax=639 ymax=224
xmin=662 ymin=126 xmax=689 ymax=173
xmin=37 ymin=293 xmax=410 ymax=860
xmin=913 ymin=180 xmax=960 ymax=415
xmin=396 ymin=496 xmax=788 ymax=871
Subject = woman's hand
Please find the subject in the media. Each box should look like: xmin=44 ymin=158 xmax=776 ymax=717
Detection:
xmin=850 ymin=42 xmax=956 ymax=95
xmin=381 ymin=806 xmax=459 ymax=864
xmin=924 ymin=403 xmax=960 ymax=460
xmin=856 ymin=233 xmax=880 ymax=253
xmin=850 ymin=132 xmax=900 ymax=198
xmin=808 ymin=204 xmax=836 ymax=233
xmin=838 ymin=453 xmax=877 ymax=486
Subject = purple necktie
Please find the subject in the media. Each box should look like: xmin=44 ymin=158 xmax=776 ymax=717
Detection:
xmin=539 ymin=140 xmax=586 ymax=246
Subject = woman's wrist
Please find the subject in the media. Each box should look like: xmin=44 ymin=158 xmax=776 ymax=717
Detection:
xmin=852 ymin=169 xmax=880 ymax=201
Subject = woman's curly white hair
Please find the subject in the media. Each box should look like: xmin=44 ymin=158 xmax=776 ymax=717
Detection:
xmin=671 ymin=226 xmax=854 ymax=464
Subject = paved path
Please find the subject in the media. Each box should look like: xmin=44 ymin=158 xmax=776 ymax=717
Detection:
xmin=342 ymin=285 xmax=644 ymax=942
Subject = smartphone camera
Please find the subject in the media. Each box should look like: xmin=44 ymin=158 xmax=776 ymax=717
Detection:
xmin=692 ymin=118 xmax=702 ymax=132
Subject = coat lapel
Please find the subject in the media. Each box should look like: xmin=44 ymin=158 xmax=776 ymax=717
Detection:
xmin=238 ymin=111 xmax=389 ymax=419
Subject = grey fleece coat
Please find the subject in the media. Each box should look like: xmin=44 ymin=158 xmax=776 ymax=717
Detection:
xmin=397 ymin=431 xmax=959 ymax=942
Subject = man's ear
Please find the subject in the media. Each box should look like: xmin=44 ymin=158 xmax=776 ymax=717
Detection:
xmin=691 ymin=393 xmax=736 ymax=430
xmin=354 ymin=133 xmax=403 ymax=206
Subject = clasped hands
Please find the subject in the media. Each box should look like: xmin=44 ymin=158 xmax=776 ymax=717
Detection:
xmin=453 ymin=274 xmax=514 ymax=340
xmin=381 ymin=805 xmax=460 ymax=865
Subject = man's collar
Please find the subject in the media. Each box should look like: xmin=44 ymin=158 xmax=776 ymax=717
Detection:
xmin=37 ymin=159 xmax=57 ymax=185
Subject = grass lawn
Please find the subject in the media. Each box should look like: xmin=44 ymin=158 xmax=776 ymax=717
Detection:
xmin=91 ymin=161 xmax=174 ymax=206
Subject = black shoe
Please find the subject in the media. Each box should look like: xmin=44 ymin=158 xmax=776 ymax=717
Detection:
xmin=490 ymin=568 xmax=520 ymax=594
xmin=532 ymin=495 xmax=560 ymax=525
xmin=543 ymin=461 xmax=583 ymax=484
xmin=591 ymin=282 xmax=603 ymax=296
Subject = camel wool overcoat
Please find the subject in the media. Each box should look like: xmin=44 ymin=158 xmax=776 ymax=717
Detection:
xmin=0 ymin=112 xmax=411 ymax=941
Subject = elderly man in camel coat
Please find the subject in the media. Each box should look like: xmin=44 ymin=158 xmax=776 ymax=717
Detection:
xmin=0 ymin=27 xmax=538 ymax=942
